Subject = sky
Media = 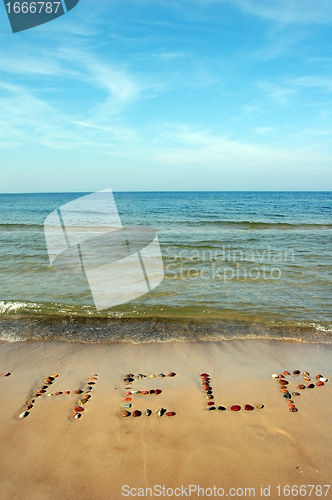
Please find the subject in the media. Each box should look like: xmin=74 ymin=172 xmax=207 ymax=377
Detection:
xmin=1 ymin=0 xmax=332 ymax=192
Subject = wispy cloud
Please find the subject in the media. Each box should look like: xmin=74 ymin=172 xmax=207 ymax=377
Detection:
xmin=256 ymin=81 xmax=296 ymax=105
xmin=233 ymin=0 xmax=332 ymax=25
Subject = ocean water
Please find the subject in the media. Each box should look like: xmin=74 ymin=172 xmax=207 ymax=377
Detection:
xmin=0 ymin=191 xmax=331 ymax=343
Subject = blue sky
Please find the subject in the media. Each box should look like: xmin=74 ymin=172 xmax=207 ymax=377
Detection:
xmin=1 ymin=0 xmax=332 ymax=192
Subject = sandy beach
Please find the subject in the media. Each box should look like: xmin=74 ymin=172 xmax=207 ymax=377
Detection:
xmin=0 ymin=339 xmax=331 ymax=500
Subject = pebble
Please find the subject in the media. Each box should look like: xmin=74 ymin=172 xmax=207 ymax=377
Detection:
xmin=125 ymin=392 xmax=132 ymax=396
xmin=293 ymin=370 xmax=301 ymax=375
xmin=278 ymin=374 xmax=285 ymax=378
xmin=155 ymin=389 xmax=162 ymax=395
xmin=218 ymin=406 xmax=226 ymax=411
xmin=202 ymin=384 xmax=211 ymax=391
xmin=230 ymin=405 xmax=241 ymax=411
xmin=149 ymin=389 xmax=155 ymax=394
xmin=307 ymin=384 xmax=315 ymax=389
xmin=156 ymin=408 xmax=165 ymax=417
xmin=26 ymin=404 xmax=33 ymax=410
xmin=51 ymin=374 xmax=59 ymax=378
xmin=89 ymin=377 xmax=98 ymax=380
xmin=74 ymin=390 xmax=83 ymax=394
xmin=303 ymin=376 xmax=311 ymax=381
xmin=298 ymin=384 xmax=305 ymax=390
xmin=206 ymin=395 xmax=213 ymax=400
xmin=288 ymin=400 xmax=294 ymax=403
xmin=283 ymin=371 xmax=290 ymax=376
xmin=206 ymin=390 xmax=213 ymax=395
xmin=133 ymin=390 xmax=140 ymax=394
xmin=149 ymin=374 xmax=156 ymax=378
xmin=125 ymin=374 xmax=134 ymax=378
xmin=19 ymin=411 xmax=29 ymax=418
xmin=133 ymin=410 xmax=142 ymax=417
xmin=73 ymin=406 xmax=84 ymax=412
xmin=320 ymin=377 xmax=328 ymax=382
xmin=141 ymin=390 xmax=149 ymax=395
xmin=278 ymin=380 xmax=288 ymax=385
xmin=55 ymin=391 xmax=63 ymax=395
xmin=124 ymin=378 xmax=134 ymax=383
xmin=158 ymin=374 xmax=165 ymax=378
xmin=303 ymin=371 xmax=310 ymax=376
xmin=316 ymin=374 xmax=323 ymax=379
xmin=123 ymin=403 xmax=132 ymax=408
xmin=281 ymin=389 xmax=289 ymax=393
xmin=207 ymin=402 xmax=215 ymax=406
xmin=72 ymin=412 xmax=81 ymax=419
xmin=292 ymin=392 xmax=300 ymax=396
xmin=283 ymin=394 xmax=291 ymax=399
xmin=65 ymin=391 xmax=71 ymax=395
xmin=119 ymin=410 xmax=131 ymax=417
xmin=168 ymin=372 xmax=176 ymax=377
xmin=200 ymin=373 xmax=209 ymax=377
xmin=289 ymin=407 xmax=298 ymax=412
xmin=207 ymin=406 xmax=216 ymax=411
xmin=124 ymin=397 xmax=132 ymax=401
xmin=288 ymin=404 xmax=295 ymax=408
xmin=166 ymin=412 xmax=176 ymax=416
xmin=271 ymin=373 xmax=279 ymax=378
xmin=316 ymin=381 xmax=324 ymax=386
xmin=145 ymin=409 xmax=152 ymax=416
xmin=256 ymin=404 xmax=264 ymax=409
xmin=244 ymin=405 xmax=254 ymax=411
xmin=86 ymin=386 xmax=93 ymax=391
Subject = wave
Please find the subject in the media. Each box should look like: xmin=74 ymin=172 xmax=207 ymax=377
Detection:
xmin=188 ymin=221 xmax=332 ymax=230
xmin=0 ymin=304 xmax=331 ymax=345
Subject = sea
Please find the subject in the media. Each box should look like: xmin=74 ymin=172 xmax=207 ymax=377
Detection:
xmin=0 ymin=191 xmax=331 ymax=344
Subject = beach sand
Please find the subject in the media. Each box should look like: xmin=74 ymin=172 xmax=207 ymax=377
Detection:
xmin=0 ymin=339 xmax=331 ymax=500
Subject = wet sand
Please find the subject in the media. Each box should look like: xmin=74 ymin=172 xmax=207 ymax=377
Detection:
xmin=0 ymin=339 xmax=331 ymax=500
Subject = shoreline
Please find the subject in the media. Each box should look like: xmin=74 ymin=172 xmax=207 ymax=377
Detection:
xmin=0 ymin=339 xmax=331 ymax=499
xmin=0 ymin=315 xmax=331 ymax=344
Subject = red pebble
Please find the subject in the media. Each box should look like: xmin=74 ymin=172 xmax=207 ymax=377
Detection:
xmin=89 ymin=377 xmax=98 ymax=380
xmin=55 ymin=391 xmax=63 ymax=395
xmin=155 ymin=389 xmax=162 ymax=395
xmin=74 ymin=390 xmax=83 ymax=394
xmin=26 ymin=404 xmax=33 ymax=410
xmin=125 ymin=397 xmax=132 ymax=401
xmin=73 ymin=406 xmax=84 ymax=412
xmin=278 ymin=374 xmax=285 ymax=378
xmin=168 ymin=372 xmax=176 ymax=377
xmin=316 ymin=381 xmax=324 ymax=386
xmin=244 ymin=405 xmax=254 ymax=411
xmin=230 ymin=405 xmax=241 ymax=411
xmin=200 ymin=373 xmax=209 ymax=377
xmin=202 ymin=384 xmax=211 ymax=391
xmin=283 ymin=371 xmax=290 ymax=376
xmin=288 ymin=404 xmax=295 ymax=408
xmin=316 ymin=374 xmax=323 ymax=379
xmin=3 ymin=372 xmax=11 ymax=377
xmin=207 ymin=402 xmax=214 ymax=406
xmin=289 ymin=407 xmax=298 ymax=412
xmin=125 ymin=392 xmax=132 ymax=396
xmin=141 ymin=391 xmax=149 ymax=395
xmin=165 ymin=412 xmax=176 ymax=416
xmin=132 ymin=410 xmax=141 ymax=417
xmin=65 ymin=391 xmax=71 ymax=395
